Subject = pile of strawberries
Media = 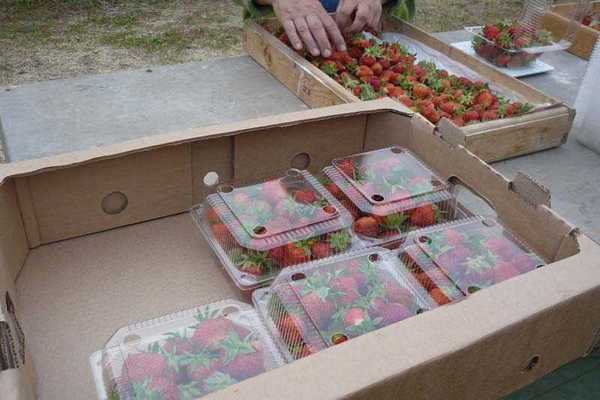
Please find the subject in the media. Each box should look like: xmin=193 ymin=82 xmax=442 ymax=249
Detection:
xmin=115 ymin=310 xmax=268 ymax=399
xmin=279 ymin=32 xmax=533 ymax=126
xmin=472 ymin=21 xmax=554 ymax=67
xmin=268 ymin=252 xmax=427 ymax=359
xmin=323 ymin=147 xmax=454 ymax=242
xmin=206 ymin=176 xmax=352 ymax=279
xmin=399 ymin=218 xmax=545 ymax=305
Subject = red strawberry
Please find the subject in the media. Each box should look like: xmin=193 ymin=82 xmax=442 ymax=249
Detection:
xmin=353 ymin=86 xmax=363 ymax=96
xmin=582 ymin=15 xmax=593 ymax=26
xmin=452 ymin=116 xmax=465 ymax=127
xmin=348 ymin=46 xmax=363 ymax=59
xmin=277 ymin=314 xmax=305 ymax=344
xmin=410 ymin=204 xmax=437 ymax=227
xmin=162 ymin=337 xmax=194 ymax=356
xmin=371 ymin=62 xmax=383 ymax=76
xmin=286 ymin=243 xmax=310 ymax=265
xmin=337 ymin=159 xmax=355 ymax=177
xmin=430 ymin=288 xmax=451 ymax=305
xmin=192 ymin=318 xmax=236 ymax=348
xmin=189 ymin=358 xmax=223 ymax=381
xmin=483 ymin=24 xmax=501 ymax=40
xmin=294 ymin=189 xmax=319 ymax=204
xmin=270 ymin=245 xmax=288 ymax=265
xmin=353 ymin=216 xmax=380 ymax=237
xmin=423 ymin=109 xmax=441 ymax=124
xmin=378 ymin=302 xmax=412 ymax=325
xmin=463 ymin=110 xmax=480 ymax=123
xmin=439 ymin=102 xmax=459 ymax=115
xmin=393 ymin=63 xmax=405 ymax=74
xmin=302 ymin=292 xmax=335 ymax=327
xmin=482 ymin=110 xmax=499 ymax=121
xmin=413 ymin=84 xmax=432 ymax=99
xmin=212 ymin=223 xmax=233 ymax=246
xmin=397 ymin=95 xmax=414 ymax=108
xmin=311 ymin=242 xmax=332 ymax=259
xmin=125 ymin=352 xmax=169 ymax=382
xmin=344 ymin=307 xmax=365 ymax=326
xmin=330 ymin=276 xmax=359 ymax=305
xmin=416 ymin=272 xmax=435 ymax=290
xmin=369 ymin=76 xmax=381 ymax=91
xmin=356 ymin=65 xmax=374 ymax=78
xmin=388 ymin=86 xmax=405 ymax=99
xmin=475 ymin=90 xmax=494 ymax=108
xmin=223 ymin=349 xmax=265 ymax=381
xmin=359 ymin=53 xmax=376 ymax=66
xmin=206 ymin=207 xmax=221 ymax=224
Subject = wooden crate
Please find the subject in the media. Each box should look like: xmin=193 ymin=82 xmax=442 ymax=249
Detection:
xmin=243 ymin=17 xmax=574 ymax=163
xmin=544 ymin=1 xmax=599 ymax=60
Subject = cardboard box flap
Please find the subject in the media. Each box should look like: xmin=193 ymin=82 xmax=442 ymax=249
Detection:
xmin=437 ymin=118 xmax=466 ymax=146
xmin=510 ymin=172 xmax=551 ymax=208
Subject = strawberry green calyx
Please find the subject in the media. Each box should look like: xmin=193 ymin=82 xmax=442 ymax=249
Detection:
xmin=132 ymin=380 xmax=163 ymax=400
xmin=179 ymin=382 xmax=204 ymax=400
xmin=364 ymin=44 xmax=384 ymax=59
xmin=320 ymin=61 xmax=338 ymax=78
xmin=418 ymin=60 xmax=437 ymax=75
xmin=179 ymin=347 xmax=218 ymax=370
xmin=204 ymin=372 xmax=238 ymax=392
xmin=221 ymin=331 xmax=257 ymax=364
xmin=381 ymin=212 xmax=409 ymax=231
xmin=358 ymin=83 xmax=378 ymax=101
xmin=464 ymin=251 xmax=498 ymax=273
xmin=194 ymin=306 xmax=221 ymax=323
xmin=302 ymin=272 xmax=333 ymax=300
xmin=328 ymin=231 xmax=352 ymax=252
xmin=234 ymin=250 xmax=274 ymax=274
xmin=342 ymin=73 xmax=359 ymax=89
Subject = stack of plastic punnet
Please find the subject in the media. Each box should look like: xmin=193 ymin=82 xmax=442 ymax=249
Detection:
xmin=89 ymin=300 xmax=284 ymax=400
xmin=322 ymin=146 xmax=460 ymax=247
xmin=253 ymin=247 xmax=435 ymax=361
xmin=465 ymin=0 xmax=586 ymax=68
xmin=396 ymin=217 xmax=546 ymax=305
xmin=193 ymin=169 xmax=355 ymax=296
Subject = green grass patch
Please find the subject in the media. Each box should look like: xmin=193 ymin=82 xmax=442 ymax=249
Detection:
xmin=101 ymin=29 xmax=190 ymax=52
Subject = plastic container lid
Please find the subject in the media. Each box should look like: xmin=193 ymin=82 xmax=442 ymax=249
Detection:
xmin=192 ymin=169 xmax=355 ymax=291
xmin=253 ymin=248 xmax=435 ymax=361
xmin=90 ymin=300 xmax=284 ymax=400
xmin=209 ymin=169 xmax=353 ymax=251
xmin=401 ymin=217 xmax=545 ymax=296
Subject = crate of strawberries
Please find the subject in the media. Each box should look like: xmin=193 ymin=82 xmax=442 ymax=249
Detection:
xmin=467 ymin=22 xmax=566 ymax=68
xmin=193 ymin=169 xmax=355 ymax=293
xmin=253 ymin=248 xmax=434 ymax=361
xmin=322 ymin=146 xmax=461 ymax=247
xmin=284 ymin=32 xmax=534 ymax=126
xmin=397 ymin=217 xmax=546 ymax=301
xmin=89 ymin=300 xmax=284 ymax=400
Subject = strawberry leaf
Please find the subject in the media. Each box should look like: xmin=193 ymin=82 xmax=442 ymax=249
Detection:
xmin=220 ymin=331 xmax=257 ymax=364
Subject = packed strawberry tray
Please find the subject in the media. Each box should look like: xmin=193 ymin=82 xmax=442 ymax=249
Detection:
xmin=466 ymin=23 xmax=569 ymax=68
xmin=252 ymin=248 xmax=435 ymax=361
xmin=323 ymin=146 xmax=462 ymax=245
xmin=397 ymin=217 xmax=546 ymax=304
xmin=192 ymin=169 xmax=355 ymax=293
xmin=89 ymin=300 xmax=284 ymax=400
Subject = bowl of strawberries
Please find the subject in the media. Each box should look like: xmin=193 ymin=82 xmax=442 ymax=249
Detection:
xmin=467 ymin=22 xmax=562 ymax=68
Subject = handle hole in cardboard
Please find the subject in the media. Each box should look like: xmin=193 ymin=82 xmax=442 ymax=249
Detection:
xmin=290 ymin=153 xmax=311 ymax=170
xmin=203 ymin=171 xmax=220 ymax=187
xmin=525 ymin=355 xmax=541 ymax=371
xmin=371 ymin=194 xmax=385 ymax=202
xmin=123 ymin=334 xmax=141 ymax=344
xmin=253 ymin=226 xmax=267 ymax=235
xmin=291 ymin=272 xmax=306 ymax=281
xmin=390 ymin=147 xmax=403 ymax=154
xmin=222 ymin=306 xmax=240 ymax=316
xmin=101 ymin=192 xmax=128 ymax=215
xmin=331 ymin=333 xmax=348 ymax=345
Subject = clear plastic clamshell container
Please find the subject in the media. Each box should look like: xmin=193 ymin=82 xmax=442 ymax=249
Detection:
xmin=89 ymin=300 xmax=284 ymax=400
xmin=397 ymin=217 xmax=546 ymax=300
xmin=192 ymin=169 xmax=355 ymax=293
xmin=323 ymin=146 xmax=459 ymax=246
xmin=465 ymin=0 xmax=586 ymax=68
xmin=253 ymin=248 xmax=435 ymax=361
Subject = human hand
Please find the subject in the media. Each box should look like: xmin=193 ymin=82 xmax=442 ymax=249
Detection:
xmin=271 ymin=0 xmax=346 ymax=57
xmin=336 ymin=0 xmax=382 ymax=35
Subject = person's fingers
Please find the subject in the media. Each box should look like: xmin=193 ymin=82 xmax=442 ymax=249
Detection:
xmin=321 ymin=12 xmax=346 ymax=51
xmin=368 ymin=4 xmax=382 ymax=32
xmin=283 ymin=19 xmax=303 ymax=50
xmin=347 ymin=2 xmax=370 ymax=34
xmin=294 ymin=17 xmax=320 ymax=56
xmin=306 ymin=14 xmax=332 ymax=57
xmin=335 ymin=1 xmax=354 ymax=33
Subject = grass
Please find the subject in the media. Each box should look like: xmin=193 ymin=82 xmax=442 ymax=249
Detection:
xmin=1 ymin=0 xmax=526 ymax=86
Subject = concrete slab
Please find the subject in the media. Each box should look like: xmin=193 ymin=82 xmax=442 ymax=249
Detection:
xmin=0 ymin=56 xmax=308 ymax=162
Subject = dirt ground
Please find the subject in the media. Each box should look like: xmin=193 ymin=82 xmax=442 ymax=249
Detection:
xmin=1 ymin=0 xmax=525 ymax=86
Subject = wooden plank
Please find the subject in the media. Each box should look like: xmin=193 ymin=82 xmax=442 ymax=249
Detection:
xmin=545 ymin=3 xmax=600 ymax=60
xmin=244 ymin=17 xmax=573 ymax=162
xmin=26 ymin=145 xmax=193 ymax=244
xmin=243 ymin=22 xmax=355 ymax=108
xmin=464 ymin=108 xmax=572 ymax=162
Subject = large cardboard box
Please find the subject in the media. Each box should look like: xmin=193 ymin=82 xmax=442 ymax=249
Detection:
xmin=0 ymin=100 xmax=598 ymax=400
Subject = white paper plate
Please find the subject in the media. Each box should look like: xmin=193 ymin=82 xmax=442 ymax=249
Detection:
xmin=451 ymin=41 xmax=554 ymax=78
